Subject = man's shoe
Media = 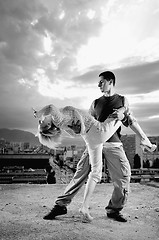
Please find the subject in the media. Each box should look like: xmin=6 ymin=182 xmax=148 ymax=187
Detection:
xmin=43 ymin=205 xmax=67 ymax=220
xmin=107 ymin=212 xmax=127 ymax=222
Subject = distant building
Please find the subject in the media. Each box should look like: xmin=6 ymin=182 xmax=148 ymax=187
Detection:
xmin=121 ymin=134 xmax=159 ymax=169
xmin=0 ymin=138 xmax=6 ymax=154
xmin=1 ymin=133 xmax=159 ymax=170
xmin=0 ymin=138 xmax=6 ymax=148
xmin=136 ymin=135 xmax=159 ymax=168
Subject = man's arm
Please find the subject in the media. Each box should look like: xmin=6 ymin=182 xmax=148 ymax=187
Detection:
xmin=88 ymin=100 xmax=97 ymax=118
xmin=108 ymin=97 xmax=131 ymax=127
xmin=119 ymin=97 xmax=136 ymax=127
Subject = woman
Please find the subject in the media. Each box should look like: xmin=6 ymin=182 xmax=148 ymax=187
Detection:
xmin=33 ymin=104 xmax=156 ymax=222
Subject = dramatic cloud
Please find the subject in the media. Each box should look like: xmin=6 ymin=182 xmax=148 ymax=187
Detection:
xmin=0 ymin=0 xmax=159 ymax=136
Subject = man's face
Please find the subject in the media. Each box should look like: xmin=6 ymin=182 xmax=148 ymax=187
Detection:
xmin=98 ymin=77 xmax=111 ymax=93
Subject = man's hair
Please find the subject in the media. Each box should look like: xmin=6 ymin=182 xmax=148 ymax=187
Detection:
xmin=99 ymin=71 xmax=116 ymax=86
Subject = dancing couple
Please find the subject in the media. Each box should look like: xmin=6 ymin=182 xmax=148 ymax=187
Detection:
xmin=34 ymin=81 xmax=154 ymax=221
xmin=33 ymin=71 xmax=156 ymax=223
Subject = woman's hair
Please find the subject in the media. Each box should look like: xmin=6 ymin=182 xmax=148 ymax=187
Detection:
xmin=34 ymin=104 xmax=86 ymax=149
xmin=36 ymin=118 xmax=62 ymax=149
xmin=37 ymin=132 xmax=62 ymax=149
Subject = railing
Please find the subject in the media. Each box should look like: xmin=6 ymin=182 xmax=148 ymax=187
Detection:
xmin=0 ymin=169 xmax=47 ymax=184
xmin=131 ymin=168 xmax=159 ymax=182
xmin=0 ymin=153 xmax=50 ymax=159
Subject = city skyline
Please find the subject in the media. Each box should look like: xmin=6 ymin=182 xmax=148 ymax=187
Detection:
xmin=0 ymin=0 xmax=159 ymax=137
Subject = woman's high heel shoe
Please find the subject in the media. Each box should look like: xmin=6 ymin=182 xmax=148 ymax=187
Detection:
xmin=140 ymin=143 xmax=157 ymax=152
xmin=140 ymin=137 xmax=157 ymax=152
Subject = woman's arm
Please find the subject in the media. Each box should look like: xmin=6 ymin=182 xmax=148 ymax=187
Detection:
xmin=33 ymin=105 xmax=59 ymax=118
xmin=33 ymin=104 xmax=64 ymax=128
xmin=62 ymin=106 xmax=86 ymax=134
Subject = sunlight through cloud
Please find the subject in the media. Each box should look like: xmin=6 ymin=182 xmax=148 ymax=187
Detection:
xmin=43 ymin=33 xmax=53 ymax=55
xmin=59 ymin=10 xmax=65 ymax=20
xmin=149 ymin=115 xmax=159 ymax=119
xmin=76 ymin=20 xmax=137 ymax=70
xmin=127 ymin=90 xmax=159 ymax=105
xmin=87 ymin=9 xmax=96 ymax=19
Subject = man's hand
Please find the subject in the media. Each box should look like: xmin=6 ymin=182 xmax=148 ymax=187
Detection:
xmin=109 ymin=109 xmax=125 ymax=121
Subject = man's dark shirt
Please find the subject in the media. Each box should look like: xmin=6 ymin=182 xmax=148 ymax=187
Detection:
xmin=92 ymin=94 xmax=124 ymax=142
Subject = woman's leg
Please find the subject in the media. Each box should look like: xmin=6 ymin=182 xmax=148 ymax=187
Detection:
xmin=83 ymin=119 xmax=122 ymax=147
xmin=80 ymin=144 xmax=103 ymax=222
xmin=128 ymin=115 xmax=157 ymax=152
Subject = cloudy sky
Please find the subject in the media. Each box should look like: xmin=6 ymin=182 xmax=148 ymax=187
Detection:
xmin=0 ymin=0 xmax=159 ymax=137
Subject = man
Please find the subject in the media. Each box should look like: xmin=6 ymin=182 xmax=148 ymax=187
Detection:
xmin=43 ymin=70 xmax=131 ymax=222
xmin=88 ymin=71 xmax=131 ymax=222
xmin=43 ymin=70 xmax=156 ymax=222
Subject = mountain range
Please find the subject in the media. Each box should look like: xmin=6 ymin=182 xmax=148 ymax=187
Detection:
xmin=0 ymin=128 xmax=85 ymax=147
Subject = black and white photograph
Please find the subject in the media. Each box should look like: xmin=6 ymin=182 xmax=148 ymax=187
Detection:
xmin=0 ymin=1 xmax=159 ymax=239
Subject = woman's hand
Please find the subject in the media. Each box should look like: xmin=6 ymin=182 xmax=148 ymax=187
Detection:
xmin=68 ymin=120 xmax=81 ymax=134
